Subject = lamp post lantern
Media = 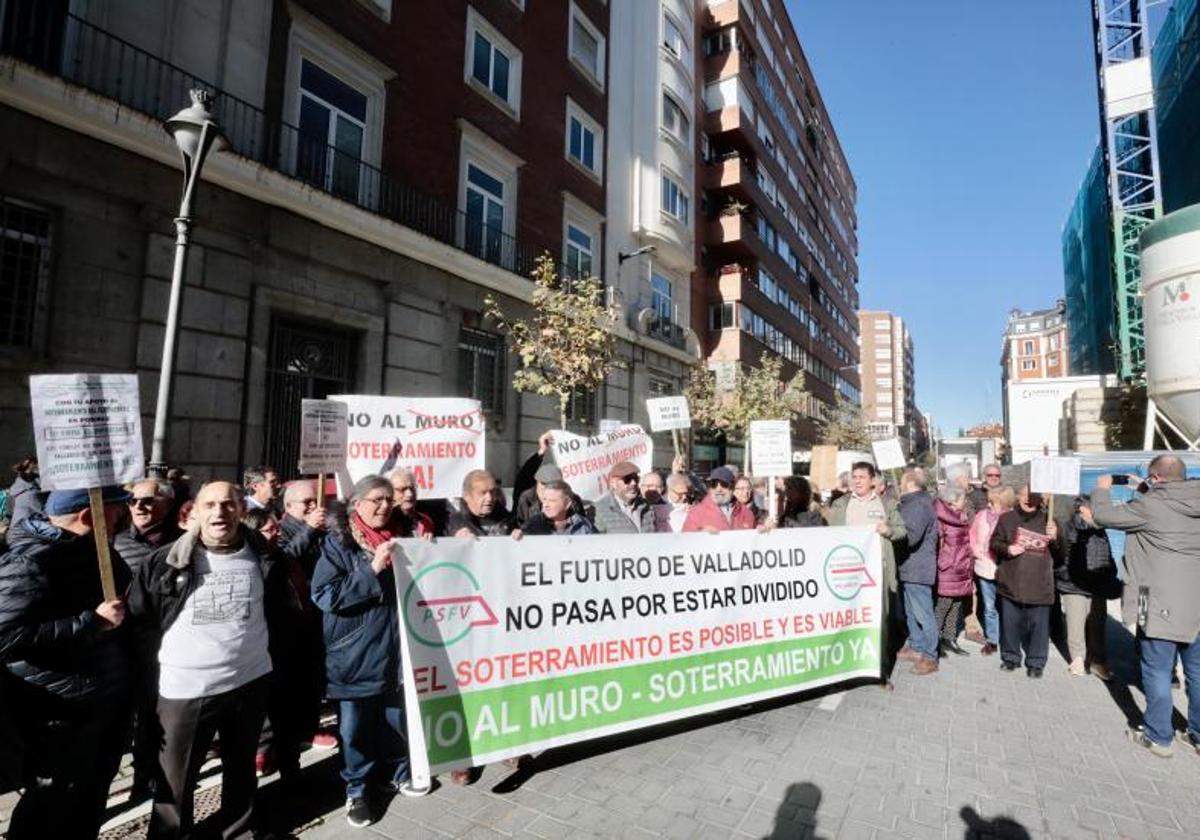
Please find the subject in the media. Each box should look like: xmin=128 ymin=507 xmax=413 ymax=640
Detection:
xmin=148 ymin=89 xmax=225 ymax=476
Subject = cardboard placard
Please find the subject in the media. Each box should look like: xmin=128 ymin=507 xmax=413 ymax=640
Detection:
xmin=1030 ymin=456 xmax=1082 ymax=497
xmin=750 ymin=419 xmax=791 ymax=477
xmin=298 ymin=399 xmax=349 ymax=475
xmin=645 ymin=396 xmax=691 ymax=432
xmin=598 ymin=419 xmax=621 ymax=435
xmin=871 ymin=438 xmax=907 ymax=471
xmin=809 ymin=445 xmax=839 ymax=492
xmin=29 ymin=373 xmax=144 ymax=491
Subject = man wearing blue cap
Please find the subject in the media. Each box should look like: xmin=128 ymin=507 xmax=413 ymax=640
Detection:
xmin=0 ymin=484 xmax=134 ymax=839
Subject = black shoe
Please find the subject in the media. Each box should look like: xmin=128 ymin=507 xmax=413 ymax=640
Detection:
xmin=128 ymin=776 xmax=156 ymax=804
xmin=943 ymin=641 xmax=970 ymax=657
xmin=346 ymin=796 xmax=374 ymax=828
xmin=1000 ymin=661 xmax=1019 ymax=671
xmin=1027 ymin=666 xmax=1044 ymax=678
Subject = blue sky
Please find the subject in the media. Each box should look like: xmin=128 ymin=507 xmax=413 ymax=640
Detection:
xmin=787 ymin=1 xmax=1102 ymax=436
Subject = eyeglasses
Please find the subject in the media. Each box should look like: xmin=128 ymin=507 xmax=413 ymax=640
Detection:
xmin=290 ymin=498 xmax=318 ymax=509
xmin=361 ymin=494 xmax=392 ymax=507
xmin=985 ymin=473 xmax=1001 ymax=479
xmin=129 ymin=496 xmax=158 ymax=508
xmin=618 ymin=475 xmax=639 ymax=484
xmin=707 ymin=479 xmax=731 ymax=489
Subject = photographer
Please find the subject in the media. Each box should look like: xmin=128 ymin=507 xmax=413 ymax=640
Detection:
xmin=1090 ymin=456 xmax=1200 ymax=758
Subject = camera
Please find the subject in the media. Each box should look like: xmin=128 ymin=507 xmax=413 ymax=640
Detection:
xmin=1112 ymin=474 xmax=1130 ymax=485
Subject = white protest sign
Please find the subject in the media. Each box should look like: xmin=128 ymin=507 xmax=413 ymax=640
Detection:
xmin=330 ymin=395 xmax=485 ymax=499
xmin=394 ymin=527 xmax=883 ymax=783
xmin=550 ymin=424 xmax=653 ymax=501
xmin=645 ymin=396 xmax=691 ymax=432
xmin=1030 ymin=456 xmax=1081 ymax=497
xmin=298 ymin=399 xmax=348 ymax=474
xmin=30 ymin=373 xmax=144 ymax=491
xmin=598 ymin=419 xmax=621 ymax=435
xmin=750 ymin=420 xmax=791 ymax=476
xmin=871 ymin=438 xmax=907 ymax=471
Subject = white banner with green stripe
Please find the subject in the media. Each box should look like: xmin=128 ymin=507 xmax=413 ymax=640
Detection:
xmin=395 ymin=527 xmax=882 ymax=785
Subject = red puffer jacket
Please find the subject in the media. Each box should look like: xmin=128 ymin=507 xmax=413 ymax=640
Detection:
xmin=935 ymin=499 xmax=974 ymax=597
xmin=682 ymin=495 xmax=757 ymax=532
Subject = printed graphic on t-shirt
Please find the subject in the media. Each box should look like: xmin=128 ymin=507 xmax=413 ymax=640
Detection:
xmin=192 ymin=570 xmax=253 ymax=624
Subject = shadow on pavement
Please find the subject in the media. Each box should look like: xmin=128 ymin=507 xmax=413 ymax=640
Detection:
xmin=491 ymin=678 xmax=880 ymax=795
xmin=960 ymin=805 xmax=1031 ymax=839
xmin=254 ymin=755 xmax=345 ymax=837
xmin=765 ymin=782 xmax=822 ymax=839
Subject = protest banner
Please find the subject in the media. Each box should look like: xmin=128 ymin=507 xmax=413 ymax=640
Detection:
xmin=329 ymin=395 xmax=485 ymax=499
xmin=29 ymin=373 xmax=144 ymax=600
xmin=871 ymin=438 xmax=907 ymax=472
xmin=1030 ymin=455 xmax=1081 ymax=520
xmin=298 ymin=399 xmax=348 ymax=501
xmin=394 ymin=527 xmax=882 ymax=784
xmin=598 ymin=419 xmax=621 ymax=436
xmin=549 ymin=424 xmax=653 ymax=501
xmin=750 ymin=420 xmax=791 ymax=519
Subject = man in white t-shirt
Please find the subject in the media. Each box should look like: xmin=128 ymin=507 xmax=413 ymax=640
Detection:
xmin=131 ymin=481 xmax=285 ymax=839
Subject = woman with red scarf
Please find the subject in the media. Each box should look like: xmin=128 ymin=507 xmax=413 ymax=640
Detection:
xmin=312 ymin=475 xmax=428 ymax=829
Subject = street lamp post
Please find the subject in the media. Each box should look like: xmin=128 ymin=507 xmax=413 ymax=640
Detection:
xmin=148 ymin=89 xmax=225 ymax=476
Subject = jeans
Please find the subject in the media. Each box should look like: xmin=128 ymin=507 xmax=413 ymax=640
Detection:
xmin=338 ymin=690 xmax=411 ymax=799
xmin=901 ymin=582 xmax=937 ymax=660
xmin=977 ymin=578 xmax=999 ymax=645
xmin=1139 ymin=632 xmax=1200 ymax=747
xmin=999 ymin=597 xmax=1051 ymax=669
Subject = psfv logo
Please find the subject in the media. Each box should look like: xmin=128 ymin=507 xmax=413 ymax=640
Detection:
xmin=403 ymin=562 xmax=498 ymax=647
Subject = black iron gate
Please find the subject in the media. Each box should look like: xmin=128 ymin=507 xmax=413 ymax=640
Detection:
xmin=261 ymin=316 xmax=358 ymax=480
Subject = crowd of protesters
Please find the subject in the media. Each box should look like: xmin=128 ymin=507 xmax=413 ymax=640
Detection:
xmin=0 ymin=443 xmax=1196 ymax=837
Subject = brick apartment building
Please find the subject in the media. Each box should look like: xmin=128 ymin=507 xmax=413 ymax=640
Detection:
xmin=696 ymin=0 xmax=861 ymax=463
xmin=1001 ymin=299 xmax=1070 ymax=384
xmin=0 ymin=0 xmax=701 ymax=480
xmin=857 ymin=310 xmax=918 ymax=456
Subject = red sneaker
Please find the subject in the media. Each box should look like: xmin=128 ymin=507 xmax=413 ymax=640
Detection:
xmin=310 ymin=732 xmax=338 ymax=750
xmin=255 ymin=749 xmax=276 ymax=778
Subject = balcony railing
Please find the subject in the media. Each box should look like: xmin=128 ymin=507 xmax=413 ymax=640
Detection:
xmin=0 ymin=1 xmax=555 ymax=281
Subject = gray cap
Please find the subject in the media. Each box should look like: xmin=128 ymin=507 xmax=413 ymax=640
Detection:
xmin=535 ymin=464 xmax=563 ymax=483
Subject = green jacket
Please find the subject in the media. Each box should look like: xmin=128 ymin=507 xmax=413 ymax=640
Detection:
xmin=827 ymin=492 xmax=907 ymax=593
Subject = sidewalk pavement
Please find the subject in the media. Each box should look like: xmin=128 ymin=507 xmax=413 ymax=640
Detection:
xmin=295 ymin=620 xmax=1200 ymax=840
xmin=6 ymin=617 xmax=1198 ymax=839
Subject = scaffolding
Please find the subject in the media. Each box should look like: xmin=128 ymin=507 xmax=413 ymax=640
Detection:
xmin=1091 ymin=0 xmax=1164 ymax=382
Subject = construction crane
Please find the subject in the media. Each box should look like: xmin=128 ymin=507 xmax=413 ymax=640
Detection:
xmin=1090 ymin=0 xmax=1165 ymax=382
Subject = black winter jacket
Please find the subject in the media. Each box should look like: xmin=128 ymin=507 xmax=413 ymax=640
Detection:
xmin=1057 ymin=506 xmax=1120 ymax=599
xmin=112 ymin=519 xmax=183 ymax=576
xmin=0 ymin=515 xmax=132 ymax=704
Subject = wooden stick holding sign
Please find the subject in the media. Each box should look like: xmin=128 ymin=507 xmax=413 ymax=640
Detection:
xmin=316 ymin=473 xmax=327 ymax=507
xmin=29 ymin=373 xmax=145 ymax=604
xmin=88 ymin=487 xmax=118 ymax=601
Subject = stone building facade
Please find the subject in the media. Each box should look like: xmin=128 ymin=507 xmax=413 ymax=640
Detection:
xmin=0 ymin=0 xmax=699 ymax=484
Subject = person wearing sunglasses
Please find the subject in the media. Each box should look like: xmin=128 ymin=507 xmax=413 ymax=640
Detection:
xmin=113 ymin=477 xmax=185 ymax=803
xmin=682 ymin=466 xmax=757 ymax=533
xmin=592 ymin=462 xmax=660 ymax=534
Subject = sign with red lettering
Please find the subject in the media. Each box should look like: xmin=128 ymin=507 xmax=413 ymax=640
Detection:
xmin=550 ymin=424 xmax=653 ymax=502
xmin=330 ymin=395 xmax=485 ymax=499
